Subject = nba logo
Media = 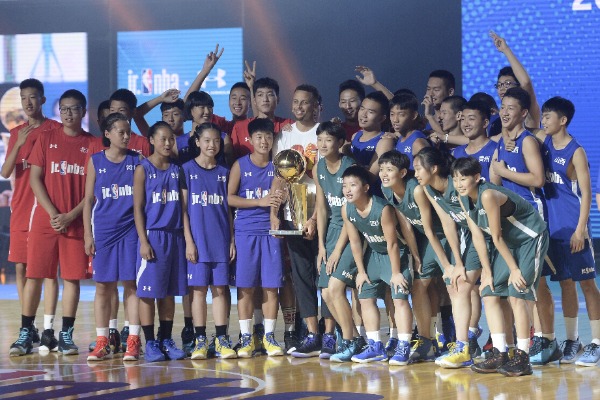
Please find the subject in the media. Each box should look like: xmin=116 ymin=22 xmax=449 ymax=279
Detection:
xmin=201 ymin=191 xmax=208 ymax=206
xmin=111 ymin=184 xmax=119 ymax=199
xmin=141 ymin=69 xmax=153 ymax=94
xmin=161 ymin=189 xmax=167 ymax=204
xmin=60 ymin=161 xmax=67 ymax=175
xmin=255 ymin=188 xmax=262 ymax=199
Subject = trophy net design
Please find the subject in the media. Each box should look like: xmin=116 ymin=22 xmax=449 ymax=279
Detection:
xmin=270 ymin=149 xmax=307 ymax=236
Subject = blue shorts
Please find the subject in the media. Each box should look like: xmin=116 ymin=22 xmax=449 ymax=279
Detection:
xmin=231 ymin=233 xmax=284 ymax=288
xmin=188 ymin=262 xmax=230 ymax=287
xmin=92 ymin=230 xmax=137 ymax=283
xmin=546 ymin=238 xmax=596 ymax=282
xmin=136 ymin=230 xmax=188 ymax=299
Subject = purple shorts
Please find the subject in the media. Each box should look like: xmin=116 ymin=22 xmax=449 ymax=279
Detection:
xmin=187 ymin=261 xmax=230 ymax=286
xmin=93 ymin=229 xmax=137 ymax=283
xmin=136 ymin=230 xmax=188 ymax=299
xmin=231 ymin=234 xmax=284 ymax=288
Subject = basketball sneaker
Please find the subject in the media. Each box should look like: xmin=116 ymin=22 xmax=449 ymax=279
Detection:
xmin=191 ymin=335 xmax=208 ymax=360
xmin=161 ymin=338 xmax=185 ymax=360
xmin=123 ymin=335 xmax=141 ymax=361
xmin=385 ymin=337 xmax=399 ymax=359
xmin=575 ymin=343 xmax=600 ymax=367
xmin=215 ymin=335 xmax=237 ymax=359
xmin=530 ymin=337 xmax=562 ymax=365
xmin=145 ymin=340 xmax=166 ymax=362
xmin=87 ymin=336 xmax=111 ymax=361
xmin=471 ymin=347 xmax=508 ymax=373
xmin=263 ymin=332 xmax=284 ymax=356
xmin=284 ymin=331 xmax=301 ymax=355
xmin=436 ymin=341 xmax=473 ymax=368
xmin=40 ymin=328 xmax=59 ymax=352
xmin=9 ymin=327 xmax=33 ymax=357
xmin=330 ymin=336 xmax=366 ymax=363
xmin=389 ymin=340 xmax=410 ymax=366
xmin=560 ymin=338 xmax=583 ymax=364
xmin=120 ymin=326 xmax=129 ymax=352
xmin=181 ymin=326 xmax=195 ymax=358
xmin=237 ymin=333 xmax=254 ymax=358
xmin=253 ymin=324 xmax=266 ymax=355
xmin=409 ymin=336 xmax=436 ymax=363
xmin=351 ymin=339 xmax=387 ymax=363
xmin=320 ymin=333 xmax=336 ymax=359
xmin=291 ymin=333 xmax=322 ymax=358
xmin=58 ymin=327 xmax=79 ymax=355
xmin=497 ymin=348 xmax=533 ymax=377
xmin=109 ymin=328 xmax=121 ymax=354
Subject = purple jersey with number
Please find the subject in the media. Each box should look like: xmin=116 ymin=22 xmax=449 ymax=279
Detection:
xmin=141 ymin=158 xmax=184 ymax=230
xmin=183 ymin=160 xmax=230 ymax=262
xmin=234 ymin=155 xmax=275 ymax=235
xmin=91 ymin=150 xmax=140 ymax=248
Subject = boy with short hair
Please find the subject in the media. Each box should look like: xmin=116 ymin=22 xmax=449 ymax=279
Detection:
xmin=538 ymin=96 xmax=600 ymax=366
xmin=435 ymin=95 xmax=468 ymax=149
xmin=422 ymin=70 xmax=456 ymax=135
xmin=337 ymin=80 xmax=365 ymax=142
xmin=2 ymin=79 xmax=60 ymax=354
xmin=391 ymin=93 xmax=430 ymax=168
xmin=10 ymin=89 xmax=93 ymax=356
xmin=134 ymin=89 xmax=185 ymax=137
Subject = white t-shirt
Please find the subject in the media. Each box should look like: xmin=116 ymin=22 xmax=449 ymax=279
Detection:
xmin=273 ymin=122 xmax=320 ymax=222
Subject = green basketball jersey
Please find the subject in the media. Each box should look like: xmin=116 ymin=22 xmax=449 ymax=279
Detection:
xmin=459 ymin=180 xmax=547 ymax=248
xmin=424 ymin=176 xmax=469 ymax=228
xmin=317 ymin=156 xmax=354 ymax=228
xmin=346 ymin=195 xmax=395 ymax=254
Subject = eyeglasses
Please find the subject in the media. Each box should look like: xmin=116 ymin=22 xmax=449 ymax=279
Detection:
xmin=494 ymin=81 xmax=519 ymax=89
xmin=59 ymin=106 xmax=83 ymax=114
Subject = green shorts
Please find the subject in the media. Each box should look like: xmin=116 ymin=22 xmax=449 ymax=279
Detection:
xmin=318 ymin=223 xmax=357 ymax=289
xmin=358 ymin=246 xmax=412 ymax=300
xmin=414 ymin=231 xmax=446 ymax=280
xmin=480 ymin=230 xmax=549 ymax=301
xmin=444 ymin=230 xmax=489 ymax=285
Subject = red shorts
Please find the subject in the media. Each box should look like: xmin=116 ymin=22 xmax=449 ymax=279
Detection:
xmin=8 ymin=230 xmax=28 ymax=264
xmin=26 ymin=231 xmax=88 ymax=280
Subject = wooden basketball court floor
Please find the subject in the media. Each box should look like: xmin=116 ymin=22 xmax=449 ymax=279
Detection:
xmin=0 ymin=285 xmax=598 ymax=399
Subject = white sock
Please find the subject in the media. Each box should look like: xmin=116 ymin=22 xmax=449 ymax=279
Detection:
xmin=430 ymin=317 xmax=437 ymax=337
xmin=469 ymin=326 xmax=479 ymax=335
xmin=44 ymin=315 xmax=54 ymax=330
xmin=357 ymin=325 xmax=366 ymax=338
xmin=542 ymin=333 xmax=555 ymax=341
xmin=129 ymin=325 xmax=141 ymax=336
xmin=96 ymin=327 xmax=109 ymax=338
xmin=591 ymin=319 xmax=600 ymax=345
xmin=398 ymin=333 xmax=411 ymax=342
xmin=517 ymin=338 xmax=530 ymax=353
xmin=491 ymin=333 xmax=507 ymax=352
xmin=366 ymin=331 xmax=380 ymax=342
xmin=534 ymin=331 xmax=542 ymax=337
xmin=124 ymin=320 xmax=130 ymax=327
xmin=254 ymin=309 xmax=264 ymax=325
xmin=564 ymin=317 xmax=579 ymax=341
xmin=109 ymin=319 xmax=118 ymax=329
xmin=239 ymin=319 xmax=252 ymax=335
xmin=264 ymin=319 xmax=276 ymax=334
xmin=389 ymin=327 xmax=398 ymax=339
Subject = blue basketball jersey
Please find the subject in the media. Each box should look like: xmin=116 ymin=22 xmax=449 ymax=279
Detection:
xmin=351 ymin=130 xmax=384 ymax=167
xmin=234 ymin=155 xmax=275 ymax=235
xmin=496 ymin=131 xmax=545 ymax=216
xmin=183 ymin=160 xmax=230 ymax=262
xmin=395 ymin=130 xmax=428 ymax=169
xmin=141 ymin=158 xmax=184 ymax=230
xmin=543 ymin=135 xmax=591 ymax=241
xmin=452 ymin=140 xmax=496 ymax=182
xmin=176 ymin=131 xmax=228 ymax=166
xmin=91 ymin=150 xmax=140 ymax=248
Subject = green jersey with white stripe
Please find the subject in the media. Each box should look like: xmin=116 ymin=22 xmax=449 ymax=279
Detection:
xmin=459 ymin=181 xmax=547 ymax=248
xmin=346 ymin=195 xmax=394 ymax=254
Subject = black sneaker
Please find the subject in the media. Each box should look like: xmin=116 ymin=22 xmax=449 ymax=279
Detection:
xmin=471 ymin=347 xmax=508 ymax=374
xmin=109 ymin=328 xmax=121 ymax=354
xmin=319 ymin=333 xmax=336 ymax=359
xmin=31 ymin=327 xmax=41 ymax=345
xmin=9 ymin=327 xmax=33 ymax=357
xmin=181 ymin=326 xmax=196 ymax=358
xmin=284 ymin=331 xmax=300 ymax=355
xmin=120 ymin=326 xmax=129 ymax=353
xmin=58 ymin=327 xmax=79 ymax=355
xmin=560 ymin=338 xmax=583 ymax=364
xmin=40 ymin=328 xmax=59 ymax=352
xmin=529 ymin=336 xmax=543 ymax=358
xmin=497 ymin=348 xmax=533 ymax=377
xmin=291 ymin=333 xmax=322 ymax=358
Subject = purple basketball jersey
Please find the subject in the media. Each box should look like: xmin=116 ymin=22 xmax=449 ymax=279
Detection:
xmin=234 ymin=155 xmax=275 ymax=235
xmin=141 ymin=158 xmax=184 ymax=230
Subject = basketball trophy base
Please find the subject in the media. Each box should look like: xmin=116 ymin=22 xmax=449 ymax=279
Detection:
xmin=269 ymin=229 xmax=304 ymax=236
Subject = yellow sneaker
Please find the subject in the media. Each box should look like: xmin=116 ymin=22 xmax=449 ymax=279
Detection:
xmin=191 ymin=335 xmax=208 ymax=360
xmin=215 ymin=335 xmax=238 ymax=359
xmin=263 ymin=332 xmax=284 ymax=356
xmin=237 ymin=333 xmax=254 ymax=358
xmin=436 ymin=342 xmax=473 ymax=369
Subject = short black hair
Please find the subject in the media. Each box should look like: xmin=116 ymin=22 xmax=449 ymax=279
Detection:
xmin=469 ymin=92 xmax=498 ymax=113
xmin=393 ymin=88 xmax=417 ymax=98
xmin=230 ymin=82 xmax=250 ymax=93
xmin=378 ymin=150 xmax=410 ymax=171
xmin=461 ymin=100 xmax=491 ymax=121
xmin=542 ymin=96 xmax=575 ymax=126
xmin=19 ymin=78 xmax=44 ymax=96
xmin=101 ymin=112 xmax=130 ymax=147
xmin=148 ymin=121 xmax=172 ymax=138
xmin=160 ymin=98 xmax=184 ymax=113
xmin=184 ymin=91 xmax=214 ymax=120
xmin=429 ymin=70 xmax=456 ymax=91
xmin=188 ymin=122 xmax=221 ymax=158
xmin=451 ymin=156 xmax=482 ymax=178
xmin=254 ymin=77 xmax=280 ymax=97
xmin=441 ymin=95 xmax=467 ymax=113
xmin=364 ymin=91 xmax=390 ymax=116
xmin=60 ymin=89 xmax=87 ymax=109
xmin=342 ymin=165 xmax=371 ymax=186
xmin=248 ymin=118 xmax=274 ymax=137
xmin=316 ymin=121 xmax=346 ymax=141
xmin=497 ymin=66 xmax=519 ymax=85
xmin=503 ymin=87 xmax=531 ymax=111
xmin=390 ymin=93 xmax=419 ymax=113
xmin=295 ymin=84 xmax=322 ymax=105
xmin=339 ymin=80 xmax=365 ymax=100
xmin=414 ymin=147 xmax=453 ymax=177
xmin=110 ymin=88 xmax=137 ymax=110
xmin=97 ymin=99 xmax=111 ymax=120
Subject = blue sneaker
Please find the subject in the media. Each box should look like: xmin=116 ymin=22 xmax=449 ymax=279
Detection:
xmin=161 ymin=338 xmax=185 ymax=360
xmin=351 ymin=339 xmax=387 ymax=363
xmin=560 ymin=338 xmax=583 ymax=364
xmin=385 ymin=337 xmax=399 ymax=359
xmin=145 ymin=340 xmax=166 ymax=362
xmin=331 ymin=337 xmax=365 ymax=363
xmin=530 ymin=338 xmax=562 ymax=365
xmin=214 ymin=335 xmax=237 ymax=359
xmin=468 ymin=328 xmax=483 ymax=358
xmin=575 ymin=343 xmax=600 ymax=367
xmin=442 ymin=315 xmax=456 ymax=344
xmin=320 ymin=333 xmax=336 ymax=359
xmin=9 ymin=327 xmax=33 ymax=357
xmin=58 ymin=327 xmax=79 ymax=355
xmin=291 ymin=333 xmax=322 ymax=358
xmin=389 ymin=340 xmax=410 ymax=366
xmin=409 ymin=336 xmax=436 ymax=363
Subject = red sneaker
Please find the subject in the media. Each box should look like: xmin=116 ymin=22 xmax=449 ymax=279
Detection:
xmin=123 ymin=335 xmax=141 ymax=361
xmin=87 ymin=336 xmax=111 ymax=361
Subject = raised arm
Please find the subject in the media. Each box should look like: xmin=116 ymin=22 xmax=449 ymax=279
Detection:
xmin=184 ymin=44 xmax=224 ymax=102
xmin=355 ymin=66 xmax=394 ymax=100
xmin=133 ymin=89 xmax=181 ymax=137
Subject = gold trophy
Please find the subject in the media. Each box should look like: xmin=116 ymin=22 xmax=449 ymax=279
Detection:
xmin=269 ymin=149 xmax=308 ymax=236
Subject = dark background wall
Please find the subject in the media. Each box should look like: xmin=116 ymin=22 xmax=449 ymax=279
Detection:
xmin=0 ymin=0 xmax=461 ymax=134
